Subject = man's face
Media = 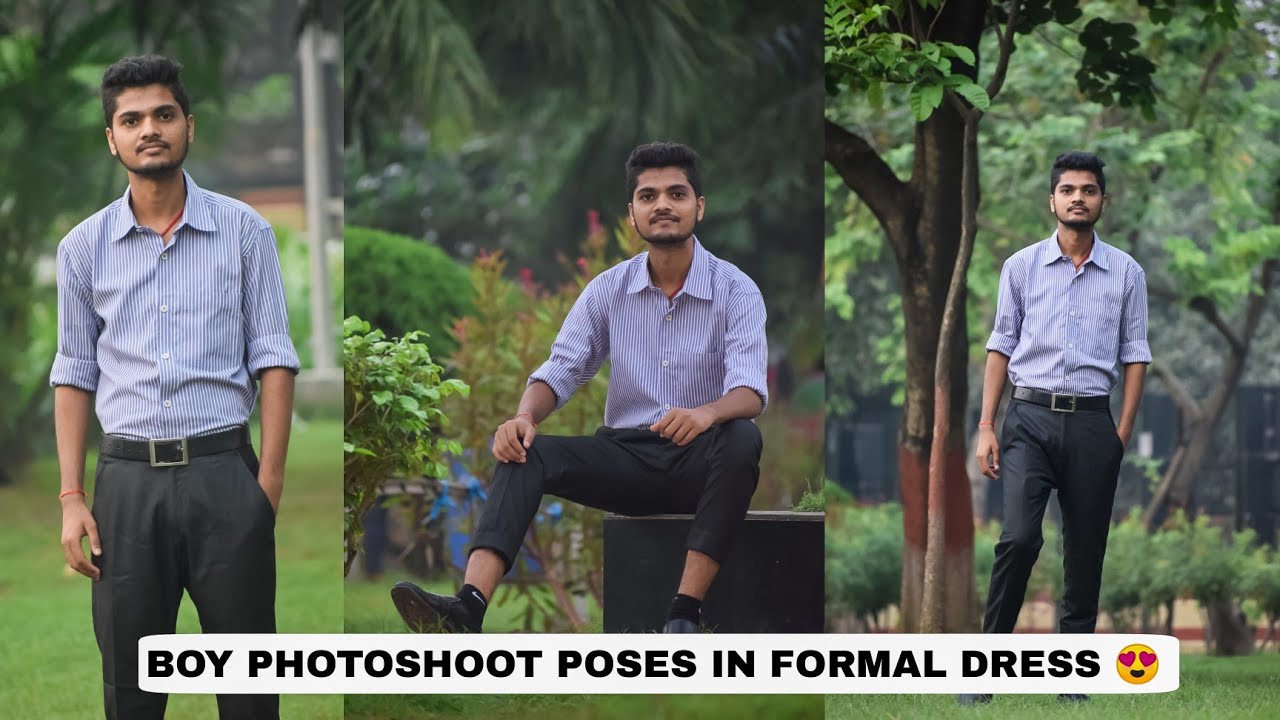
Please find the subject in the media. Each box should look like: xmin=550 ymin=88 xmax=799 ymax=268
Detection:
xmin=105 ymin=84 xmax=194 ymax=179
xmin=628 ymin=167 xmax=705 ymax=246
xmin=1049 ymin=169 xmax=1105 ymax=230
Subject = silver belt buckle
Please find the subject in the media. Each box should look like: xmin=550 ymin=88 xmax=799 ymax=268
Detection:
xmin=149 ymin=437 xmax=190 ymax=467
xmin=1050 ymin=393 xmax=1077 ymax=413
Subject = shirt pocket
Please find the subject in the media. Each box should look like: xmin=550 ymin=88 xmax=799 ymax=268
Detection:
xmin=677 ymin=349 xmax=725 ymax=381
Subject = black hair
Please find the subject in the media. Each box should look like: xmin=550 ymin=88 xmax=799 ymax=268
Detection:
xmin=625 ymin=142 xmax=702 ymax=198
xmin=1050 ymin=151 xmax=1106 ymax=195
xmin=101 ymin=55 xmax=190 ymax=127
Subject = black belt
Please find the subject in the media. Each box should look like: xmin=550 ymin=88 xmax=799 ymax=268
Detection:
xmin=1012 ymin=387 xmax=1109 ymax=413
xmin=100 ymin=425 xmax=250 ymax=467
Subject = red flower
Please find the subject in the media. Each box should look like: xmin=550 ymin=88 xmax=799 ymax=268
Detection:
xmin=576 ymin=257 xmax=589 ymax=276
xmin=518 ymin=267 xmax=536 ymax=295
xmin=587 ymin=209 xmax=603 ymax=236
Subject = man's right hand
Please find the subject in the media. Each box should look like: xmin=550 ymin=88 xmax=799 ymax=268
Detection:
xmin=976 ymin=427 xmax=1001 ymax=480
xmin=61 ymin=496 xmax=101 ymax=581
xmin=491 ymin=415 xmax=538 ymax=464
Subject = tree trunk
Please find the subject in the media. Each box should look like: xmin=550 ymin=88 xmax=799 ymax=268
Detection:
xmin=1205 ymin=599 xmax=1254 ymax=656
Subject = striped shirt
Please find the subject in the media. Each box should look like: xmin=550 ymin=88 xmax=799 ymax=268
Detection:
xmin=49 ymin=171 xmax=300 ymax=440
xmin=530 ymin=237 xmax=768 ymax=429
xmin=986 ymin=232 xmax=1152 ymax=397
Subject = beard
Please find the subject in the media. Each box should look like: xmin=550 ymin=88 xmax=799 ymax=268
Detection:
xmin=118 ymin=140 xmax=189 ymax=179
xmin=637 ymin=215 xmax=697 ymax=246
xmin=1057 ymin=204 xmax=1101 ymax=231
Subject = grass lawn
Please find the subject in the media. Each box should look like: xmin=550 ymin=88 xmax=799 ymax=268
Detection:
xmin=826 ymin=652 xmax=1280 ymax=719
xmin=0 ymin=419 xmax=344 ymax=720
xmin=344 ymin=576 xmax=824 ymax=719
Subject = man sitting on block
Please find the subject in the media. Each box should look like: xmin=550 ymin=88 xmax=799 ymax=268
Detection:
xmin=391 ymin=141 xmax=768 ymax=634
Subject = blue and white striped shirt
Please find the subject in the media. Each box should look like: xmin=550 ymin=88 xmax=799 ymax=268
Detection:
xmin=530 ymin=238 xmax=768 ymax=430
xmin=49 ymin=171 xmax=300 ymax=440
xmin=987 ymin=232 xmax=1152 ymax=396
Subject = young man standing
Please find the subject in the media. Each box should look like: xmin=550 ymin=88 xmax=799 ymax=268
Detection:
xmin=962 ymin=152 xmax=1151 ymax=705
xmin=52 ymin=55 xmax=299 ymax=719
xmin=391 ymin=142 xmax=768 ymax=634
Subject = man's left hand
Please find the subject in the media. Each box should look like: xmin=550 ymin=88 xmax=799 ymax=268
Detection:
xmin=1117 ymin=425 xmax=1133 ymax=451
xmin=651 ymin=407 xmax=716 ymax=446
xmin=257 ymin=469 xmax=283 ymax=513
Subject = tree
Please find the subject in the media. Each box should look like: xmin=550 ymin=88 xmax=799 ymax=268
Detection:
xmin=824 ymin=0 xmax=1238 ymax=632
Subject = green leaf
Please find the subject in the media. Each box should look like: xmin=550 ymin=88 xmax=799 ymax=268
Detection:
xmin=951 ymin=81 xmax=989 ymax=111
xmin=371 ymin=390 xmax=393 ymax=405
xmin=909 ymin=82 xmax=943 ymax=121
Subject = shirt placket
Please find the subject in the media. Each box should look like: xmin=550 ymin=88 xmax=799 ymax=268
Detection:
xmin=1063 ymin=257 xmax=1084 ymax=391
xmin=156 ymin=235 xmax=176 ymax=437
xmin=656 ymin=289 xmax=678 ymax=427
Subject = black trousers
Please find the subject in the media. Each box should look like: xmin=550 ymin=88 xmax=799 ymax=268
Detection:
xmin=90 ymin=446 xmax=278 ymax=720
xmin=982 ymin=399 xmax=1125 ymax=634
xmin=471 ymin=420 xmax=762 ymax=572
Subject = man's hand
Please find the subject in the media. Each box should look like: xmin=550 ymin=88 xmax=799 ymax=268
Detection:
xmin=976 ymin=427 xmax=1001 ymax=480
xmin=492 ymin=415 xmax=537 ymax=463
xmin=61 ymin=496 xmax=101 ymax=581
xmin=651 ymin=407 xmax=716 ymax=446
xmin=258 ymin=468 xmax=283 ymax=513
xmin=1117 ymin=424 xmax=1133 ymax=451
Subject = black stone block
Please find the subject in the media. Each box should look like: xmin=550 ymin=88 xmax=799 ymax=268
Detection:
xmin=603 ymin=511 xmax=824 ymax=633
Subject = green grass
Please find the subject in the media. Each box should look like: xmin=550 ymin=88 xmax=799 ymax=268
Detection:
xmin=345 ymin=574 xmax=821 ymax=718
xmin=826 ymin=653 xmax=1280 ymax=719
xmin=0 ymin=419 xmax=344 ymax=719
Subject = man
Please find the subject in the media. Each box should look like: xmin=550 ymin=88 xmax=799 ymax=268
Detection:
xmin=53 ymin=55 xmax=299 ymax=719
xmin=391 ymin=142 xmax=767 ymax=634
xmin=961 ymin=152 xmax=1151 ymax=705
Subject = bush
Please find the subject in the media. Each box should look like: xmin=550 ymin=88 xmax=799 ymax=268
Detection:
xmin=442 ymin=218 xmax=644 ymax=631
xmin=343 ymin=316 xmax=469 ymax=576
xmin=826 ymin=501 xmax=903 ymax=630
xmin=343 ymin=226 xmax=473 ymax=357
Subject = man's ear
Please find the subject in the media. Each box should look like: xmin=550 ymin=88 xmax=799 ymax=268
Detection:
xmin=627 ymin=202 xmax=637 ymax=228
xmin=696 ymin=196 xmax=705 ymax=222
xmin=105 ymin=127 xmax=118 ymax=157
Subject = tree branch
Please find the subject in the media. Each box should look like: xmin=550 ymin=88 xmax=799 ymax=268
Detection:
xmin=825 ymin=118 xmax=910 ymax=246
xmin=1148 ymin=283 xmax=1246 ymax=354
xmin=1151 ymin=362 xmax=1201 ymax=420
xmin=984 ymin=0 xmax=1020 ymax=103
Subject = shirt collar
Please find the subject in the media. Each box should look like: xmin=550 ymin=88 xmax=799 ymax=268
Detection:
xmin=1041 ymin=230 xmax=1110 ymax=270
xmin=626 ymin=236 xmax=713 ymax=299
xmin=109 ymin=170 xmax=218 ymax=242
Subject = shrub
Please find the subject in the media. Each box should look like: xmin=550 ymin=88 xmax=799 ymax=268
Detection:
xmin=343 ymin=316 xmax=469 ymax=576
xmin=826 ymin=501 xmax=903 ymax=630
xmin=343 ymin=226 xmax=473 ymax=356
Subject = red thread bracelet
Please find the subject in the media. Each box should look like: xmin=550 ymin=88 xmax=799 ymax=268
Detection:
xmin=60 ymin=489 xmax=87 ymax=499
xmin=515 ymin=412 xmax=537 ymax=428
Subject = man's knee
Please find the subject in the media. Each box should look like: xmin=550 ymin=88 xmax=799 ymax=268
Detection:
xmin=713 ymin=418 xmax=763 ymax=460
xmin=996 ymin=526 xmax=1044 ymax=562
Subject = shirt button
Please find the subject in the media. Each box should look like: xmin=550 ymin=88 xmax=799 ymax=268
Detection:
xmin=1069 ymin=311 xmax=1075 ymax=316
xmin=161 ymin=352 xmax=170 ymax=360
xmin=160 ymin=304 xmax=168 ymax=313
xmin=1068 ymin=343 xmax=1074 ymax=348
xmin=163 ymin=400 xmax=171 ymax=408
xmin=665 ymin=315 xmax=672 ymax=322
xmin=664 ymin=404 xmax=671 ymax=410
xmin=161 ymin=253 xmax=169 ymax=260
xmin=662 ymin=360 xmax=669 ymax=367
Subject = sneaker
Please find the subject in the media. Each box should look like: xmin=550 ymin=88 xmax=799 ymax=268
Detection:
xmin=391 ymin=581 xmax=481 ymax=633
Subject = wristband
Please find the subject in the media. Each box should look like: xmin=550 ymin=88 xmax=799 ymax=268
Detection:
xmin=515 ymin=411 xmax=537 ymax=428
xmin=59 ymin=489 xmax=87 ymax=499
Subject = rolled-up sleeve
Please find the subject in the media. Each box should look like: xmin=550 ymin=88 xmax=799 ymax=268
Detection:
xmin=243 ymin=225 xmax=301 ymax=376
xmin=722 ymin=283 xmax=769 ymax=413
xmin=986 ymin=257 xmax=1024 ymax=357
xmin=1119 ymin=266 xmax=1153 ymax=364
xmin=50 ymin=240 xmax=102 ymax=391
xmin=528 ymin=279 xmax=609 ymax=409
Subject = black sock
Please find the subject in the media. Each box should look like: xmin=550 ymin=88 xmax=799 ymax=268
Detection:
xmin=667 ymin=593 xmax=702 ymax=623
xmin=458 ymin=583 xmax=489 ymax=626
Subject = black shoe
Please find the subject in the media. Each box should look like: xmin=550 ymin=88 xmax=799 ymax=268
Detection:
xmin=957 ymin=694 xmax=993 ymax=705
xmin=1059 ymin=693 xmax=1089 ymax=703
xmin=391 ymin=581 xmax=480 ymax=633
xmin=662 ymin=617 xmax=699 ymax=633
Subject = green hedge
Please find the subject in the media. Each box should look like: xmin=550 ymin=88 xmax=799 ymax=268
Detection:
xmin=343 ymin=226 xmax=472 ymax=357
